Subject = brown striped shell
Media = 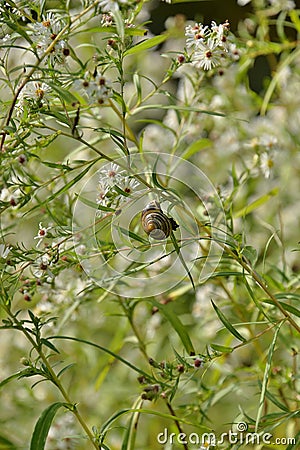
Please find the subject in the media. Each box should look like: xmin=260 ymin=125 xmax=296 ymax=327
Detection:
xmin=141 ymin=201 xmax=179 ymax=240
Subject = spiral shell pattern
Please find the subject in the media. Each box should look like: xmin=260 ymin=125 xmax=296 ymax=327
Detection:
xmin=141 ymin=201 xmax=178 ymax=240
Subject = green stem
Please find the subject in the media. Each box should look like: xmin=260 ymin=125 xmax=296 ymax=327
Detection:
xmin=0 ymin=0 xmax=101 ymax=152
xmin=9 ymin=311 xmax=99 ymax=449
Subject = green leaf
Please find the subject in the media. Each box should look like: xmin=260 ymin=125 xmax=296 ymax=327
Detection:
xmin=210 ymin=344 xmax=233 ymax=353
xmin=149 ymin=299 xmax=195 ymax=355
xmin=47 ymin=82 xmax=78 ymax=105
xmin=133 ymin=73 xmax=142 ymax=105
xmin=290 ymin=9 xmax=300 ymax=33
xmin=211 ymin=300 xmax=246 ymax=342
xmin=233 ymin=188 xmax=279 ymax=218
xmin=30 ymin=402 xmax=71 ymax=450
xmin=181 ymin=139 xmax=212 ymax=160
xmin=113 ymin=8 xmax=125 ymax=41
xmin=244 ymin=277 xmax=272 ymax=322
xmin=0 ymin=435 xmax=17 ymax=449
xmin=40 ymin=338 xmax=60 ymax=354
xmin=255 ymin=323 xmax=282 ymax=432
xmin=0 ymin=367 xmax=45 ymax=387
xmin=263 ymin=387 xmax=289 ymax=412
xmin=117 ymin=226 xmax=149 ymax=245
xmin=72 ymin=26 xmax=147 ymax=37
xmin=75 ymin=193 xmax=115 ymax=212
xmin=262 ymin=299 xmax=300 ymax=318
xmin=49 ymin=336 xmax=153 ymax=380
xmin=170 ymin=231 xmax=195 ymax=291
xmin=41 ymin=161 xmax=98 ymax=205
xmin=241 ymin=245 xmax=258 ymax=266
xmin=125 ymin=34 xmax=169 ymax=56
xmin=131 ymin=104 xmax=228 ymax=117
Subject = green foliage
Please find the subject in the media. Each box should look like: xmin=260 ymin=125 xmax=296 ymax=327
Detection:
xmin=0 ymin=0 xmax=300 ymax=449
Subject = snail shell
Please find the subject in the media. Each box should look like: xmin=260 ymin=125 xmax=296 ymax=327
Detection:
xmin=141 ymin=200 xmax=179 ymax=240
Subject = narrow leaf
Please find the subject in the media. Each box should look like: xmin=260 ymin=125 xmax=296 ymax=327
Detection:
xmin=47 ymin=82 xmax=78 ymax=104
xmin=210 ymin=344 xmax=233 ymax=353
xmin=117 ymin=226 xmax=149 ymax=245
xmin=30 ymin=402 xmax=70 ymax=450
xmin=211 ymin=300 xmax=246 ymax=342
xmin=255 ymin=323 xmax=282 ymax=432
xmin=170 ymin=231 xmax=195 ymax=291
xmin=40 ymin=338 xmax=60 ymax=354
xmin=0 ymin=369 xmax=36 ymax=388
xmin=149 ymin=299 xmax=195 ymax=355
xmin=234 ymin=188 xmax=279 ymax=218
xmin=125 ymin=34 xmax=168 ymax=56
xmin=0 ymin=436 xmax=16 ymax=449
xmin=262 ymin=299 xmax=300 ymax=318
xmin=113 ymin=8 xmax=125 ymax=41
xmin=181 ymin=139 xmax=212 ymax=160
xmin=264 ymin=387 xmax=289 ymax=412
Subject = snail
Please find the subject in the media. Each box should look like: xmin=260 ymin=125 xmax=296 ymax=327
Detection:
xmin=141 ymin=200 xmax=179 ymax=240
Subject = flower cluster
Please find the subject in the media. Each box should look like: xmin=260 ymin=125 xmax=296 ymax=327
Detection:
xmin=185 ymin=20 xmax=240 ymax=71
xmin=74 ymin=73 xmax=112 ymax=106
xmin=96 ymin=163 xmax=139 ymax=211
xmin=31 ymin=13 xmax=69 ymax=65
xmin=15 ymin=78 xmax=52 ymax=115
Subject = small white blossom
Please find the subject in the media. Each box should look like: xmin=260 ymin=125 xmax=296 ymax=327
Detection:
xmin=0 ymin=187 xmax=22 ymax=206
xmin=185 ymin=23 xmax=210 ymax=48
xmin=34 ymin=222 xmax=52 ymax=248
xmin=237 ymin=0 xmax=252 ymax=5
xmin=33 ymin=253 xmax=53 ymax=279
xmin=22 ymin=80 xmax=51 ymax=103
xmin=192 ymin=38 xmax=223 ymax=71
xmin=0 ymin=244 xmax=10 ymax=259
xmin=74 ymin=74 xmax=112 ymax=106
xmin=99 ymin=163 xmax=124 ymax=188
xmin=101 ymin=13 xmax=114 ymax=26
xmin=119 ymin=177 xmax=139 ymax=195
xmin=96 ymin=181 xmax=109 ymax=206
xmin=31 ymin=13 xmax=69 ymax=66
xmin=211 ymin=20 xmax=230 ymax=47
xmin=269 ymin=0 xmax=296 ymax=10
xmin=260 ymin=152 xmax=275 ymax=179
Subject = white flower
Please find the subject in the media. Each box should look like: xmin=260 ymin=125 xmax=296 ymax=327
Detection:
xmin=98 ymin=163 xmax=124 ymax=187
xmin=237 ymin=0 xmax=252 ymax=5
xmin=101 ymin=13 xmax=114 ymax=26
xmin=74 ymin=74 xmax=112 ymax=105
xmin=96 ymin=181 xmax=109 ymax=206
xmin=260 ymin=152 xmax=275 ymax=179
xmin=31 ymin=13 xmax=69 ymax=65
xmin=269 ymin=0 xmax=296 ymax=10
xmin=0 ymin=244 xmax=10 ymax=259
xmin=259 ymin=134 xmax=278 ymax=151
xmin=119 ymin=177 xmax=139 ymax=195
xmin=34 ymin=222 xmax=52 ymax=247
xmin=185 ymin=23 xmax=210 ymax=48
xmin=192 ymin=38 xmax=223 ymax=71
xmin=211 ymin=20 xmax=230 ymax=47
xmin=22 ymin=80 xmax=52 ymax=103
xmin=0 ymin=187 xmax=21 ymax=206
xmin=33 ymin=253 xmax=54 ymax=279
